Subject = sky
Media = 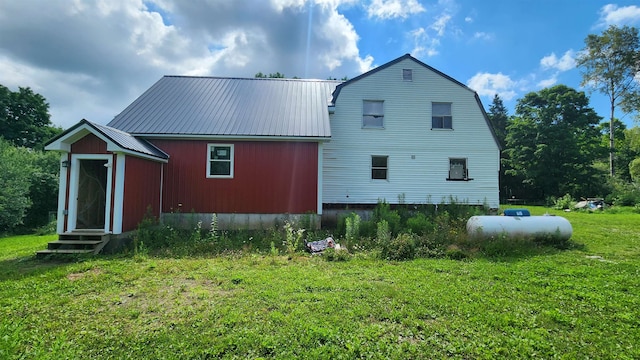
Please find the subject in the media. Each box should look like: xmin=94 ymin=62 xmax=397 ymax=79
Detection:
xmin=1 ymin=0 xmax=640 ymax=130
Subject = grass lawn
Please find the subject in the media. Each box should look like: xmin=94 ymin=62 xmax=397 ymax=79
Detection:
xmin=1 ymin=207 xmax=639 ymax=359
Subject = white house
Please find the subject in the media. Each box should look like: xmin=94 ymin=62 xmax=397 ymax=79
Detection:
xmin=323 ymin=54 xmax=500 ymax=209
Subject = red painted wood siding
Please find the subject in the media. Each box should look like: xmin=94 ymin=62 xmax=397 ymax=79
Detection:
xmin=150 ymin=140 xmax=318 ymax=214
xmin=71 ymin=133 xmax=108 ymax=153
xmin=122 ymin=156 xmax=162 ymax=232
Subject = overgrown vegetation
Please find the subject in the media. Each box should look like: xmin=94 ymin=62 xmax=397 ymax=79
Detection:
xmin=1 ymin=206 xmax=639 ymax=358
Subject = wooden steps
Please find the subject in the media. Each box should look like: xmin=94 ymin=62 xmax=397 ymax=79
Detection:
xmin=37 ymin=231 xmax=111 ymax=257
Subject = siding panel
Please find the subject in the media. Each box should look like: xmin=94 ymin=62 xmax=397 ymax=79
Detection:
xmin=151 ymin=140 xmax=318 ymax=214
xmin=323 ymin=58 xmax=500 ymax=207
xmin=122 ymin=156 xmax=162 ymax=232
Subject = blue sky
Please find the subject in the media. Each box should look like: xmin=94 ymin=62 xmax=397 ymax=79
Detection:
xmin=0 ymin=0 xmax=639 ymax=129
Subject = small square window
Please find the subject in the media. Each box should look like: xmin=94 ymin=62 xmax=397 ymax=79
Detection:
xmin=448 ymin=158 xmax=467 ymax=180
xmin=372 ymin=155 xmax=388 ymax=180
xmin=207 ymin=144 xmax=234 ymax=178
xmin=432 ymin=102 xmax=452 ymax=129
xmin=403 ymin=69 xmax=413 ymax=81
xmin=363 ymin=100 xmax=384 ymax=128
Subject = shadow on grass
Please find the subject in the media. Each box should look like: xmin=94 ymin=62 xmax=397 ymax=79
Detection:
xmin=468 ymin=239 xmax=587 ymax=263
xmin=0 ymin=254 xmax=95 ymax=282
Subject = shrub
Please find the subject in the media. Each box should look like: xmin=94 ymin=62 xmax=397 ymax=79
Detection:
xmin=380 ymin=233 xmax=416 ymax=261
xmin=372 ymin=200 xmax=401 ymax=234
xmin=553 ymin=194 xmax=574 ymax=210
xmin=323 ymin=247 xmax=350 ymax=262
xmin=406 ymin=212 xmax=434 ymax=235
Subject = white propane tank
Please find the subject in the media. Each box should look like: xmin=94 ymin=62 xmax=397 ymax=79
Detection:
xmin=466 ymin=214 xmax=572 ymax=240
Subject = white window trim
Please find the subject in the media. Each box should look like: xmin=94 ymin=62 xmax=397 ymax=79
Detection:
xmin=207 ymin=144 xmax=234 ymax=178
xmin=362 ymin=100 xmax=384 ymax=129
xmin=432 ymin=102 xmax=453 ymax=130
xmin=371 ymin=155 xmax=389 ymax=181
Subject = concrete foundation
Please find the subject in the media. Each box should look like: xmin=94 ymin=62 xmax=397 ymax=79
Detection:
xmin=160 ymin=212 xmax=320 ymax=230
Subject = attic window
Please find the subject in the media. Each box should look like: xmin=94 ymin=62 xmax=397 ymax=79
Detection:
xmin=207 ymin=144 xmax=234 ymax=178
xmin=403 ymin=69 xmax=413 ymax=81
xmin=363 ymin=100 xmax=384 ymax=128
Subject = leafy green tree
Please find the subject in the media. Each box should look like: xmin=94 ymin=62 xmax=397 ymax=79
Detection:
xmin=505 ymin=85 xmax=605 ymax=200
xmin=23 ymin=150 xmax=60 ymax=229
xmin=486 ymin=94 xmax=519 ymax=200
xmin=576 ymin=25 xmax=640 ymax=176
xmin=598 ymin=120 xmax=640 ymax=181
xmin=0 ymin=84 xmax=62 ymax=149
xmin=0 ymin=138 xmax=34 ymax=232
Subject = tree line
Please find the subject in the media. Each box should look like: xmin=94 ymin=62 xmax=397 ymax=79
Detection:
xmin=0 ymin=85 xmax=62 ymax=233
xmin=486 ymin=26 xmax=640 ymax=204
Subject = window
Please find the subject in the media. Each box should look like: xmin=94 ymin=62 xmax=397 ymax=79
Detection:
xmin=448 ymin=158 xmax=468 ymax=180
xmin=207 ymin=144 xmax=234 ymax=178
xmin=432 ymin=102 xmax=452 ymax=129
xmin=363 ymin=100 xmax=384 ymax=128
xmin=371 ymin=156 xmax=388 ymax=180
xmin=403 ymin=69 xmax=413 ymax=81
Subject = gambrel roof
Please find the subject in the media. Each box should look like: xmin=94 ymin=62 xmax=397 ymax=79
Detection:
xmin=107 ymin=76 xmax=341 ymax=139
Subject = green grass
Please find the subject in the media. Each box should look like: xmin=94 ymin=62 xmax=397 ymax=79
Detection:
xmin=1 ymin=208 xmax=639 ymax=359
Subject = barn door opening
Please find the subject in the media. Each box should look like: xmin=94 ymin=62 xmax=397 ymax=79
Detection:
xmin=76 ymin=159 xmax=108 ymax=229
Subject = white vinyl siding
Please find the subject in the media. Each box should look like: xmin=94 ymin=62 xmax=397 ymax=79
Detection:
xmin=323 ymin=58 xmax=499 ymax=208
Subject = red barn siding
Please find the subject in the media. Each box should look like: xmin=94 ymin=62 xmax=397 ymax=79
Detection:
xmin=151 ymin=140 xmax=318 ymax=214
xmin=71 ymin=133 xmax=108 ymax=153
xmin=122 ymin=156 xmax=162 ymax=232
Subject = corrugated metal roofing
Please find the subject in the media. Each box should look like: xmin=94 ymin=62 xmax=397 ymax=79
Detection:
xmin=107 ymin=76 xmax=341 ymax=138
xmin=90 ymin=121 xmax=169 ymax=159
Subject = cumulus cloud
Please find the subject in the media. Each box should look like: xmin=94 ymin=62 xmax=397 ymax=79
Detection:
xmin=467 ymin=72 xmax=517 ymax=101
xmin=0 ymin=0 xmax=373 ymax=128
xmin=537 ymin=77 xmax=558 ymax=89
xmin=410 ymin=27 xmax=440 ymax=58
xmin=598 ymin=4 xmax=640 ymax=26
xmin=367 ymin=0 xmax=425 ymax=20
xmin=430 ymin=13 xmax=452 ymax=36
xmin=540 ymin=50 xmax=576 ymax=72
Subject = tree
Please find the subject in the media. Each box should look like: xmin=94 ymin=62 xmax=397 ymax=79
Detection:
xmin=254 ymin=72 xmax=286 ymax=78
xmin=505 ymin=85 xmax=605 ymax=200
xmin=597 ymin=120 xmax=640 ymax=181
xmin=0 ymin=84 xmax=62 ymax=149
xmin=487 ymin=94 xmax=509 ymax=148
xmin=486 ymin=94 xmax=516 ymax=200
xmin=0 ymin=138 xmax=34 ymax=232
xmin=576 ymin=25 xmax=640 ymax=177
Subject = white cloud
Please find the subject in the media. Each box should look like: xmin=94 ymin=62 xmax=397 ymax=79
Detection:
xmin=540 ymin=50 xmax=575 ymax=72
xmin=0 ymin=0 xmax=373 ymax=128
xmin=537 ymin=77 xmax=558 ymax=88
xmin=467 ymin=72 xmax=517 ymax=101
xmin=598 ymin=4 xmax=640 ymax=26
xmin=410 ymin=27 xmax=440 ymax=58
xmin=464 ymin=16 xmax=473 ymax=23
xmin=367 ymin=0 xmax=425 ymax=20
xmin=472 ymin=32 xmax=493 ymax=41
xmin=430 ymin=13 xmax=452 ymax=36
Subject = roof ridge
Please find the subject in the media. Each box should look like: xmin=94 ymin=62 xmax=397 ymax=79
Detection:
xmin=162 ymin=75 xmax=342 ymax=83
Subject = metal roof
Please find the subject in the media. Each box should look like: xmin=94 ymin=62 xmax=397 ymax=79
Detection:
xmin=90 ymin=121 xmax=169 ymax=159
xmin=107 ymin=76 xmax=341 ymax=138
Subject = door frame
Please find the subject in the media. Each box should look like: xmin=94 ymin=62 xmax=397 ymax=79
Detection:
xmin=67 ymin=154 xmax=113 ymax=233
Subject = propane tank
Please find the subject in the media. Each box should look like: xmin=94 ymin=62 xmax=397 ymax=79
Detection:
xmin=466 ymin=214 xmax=572 ymax=240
